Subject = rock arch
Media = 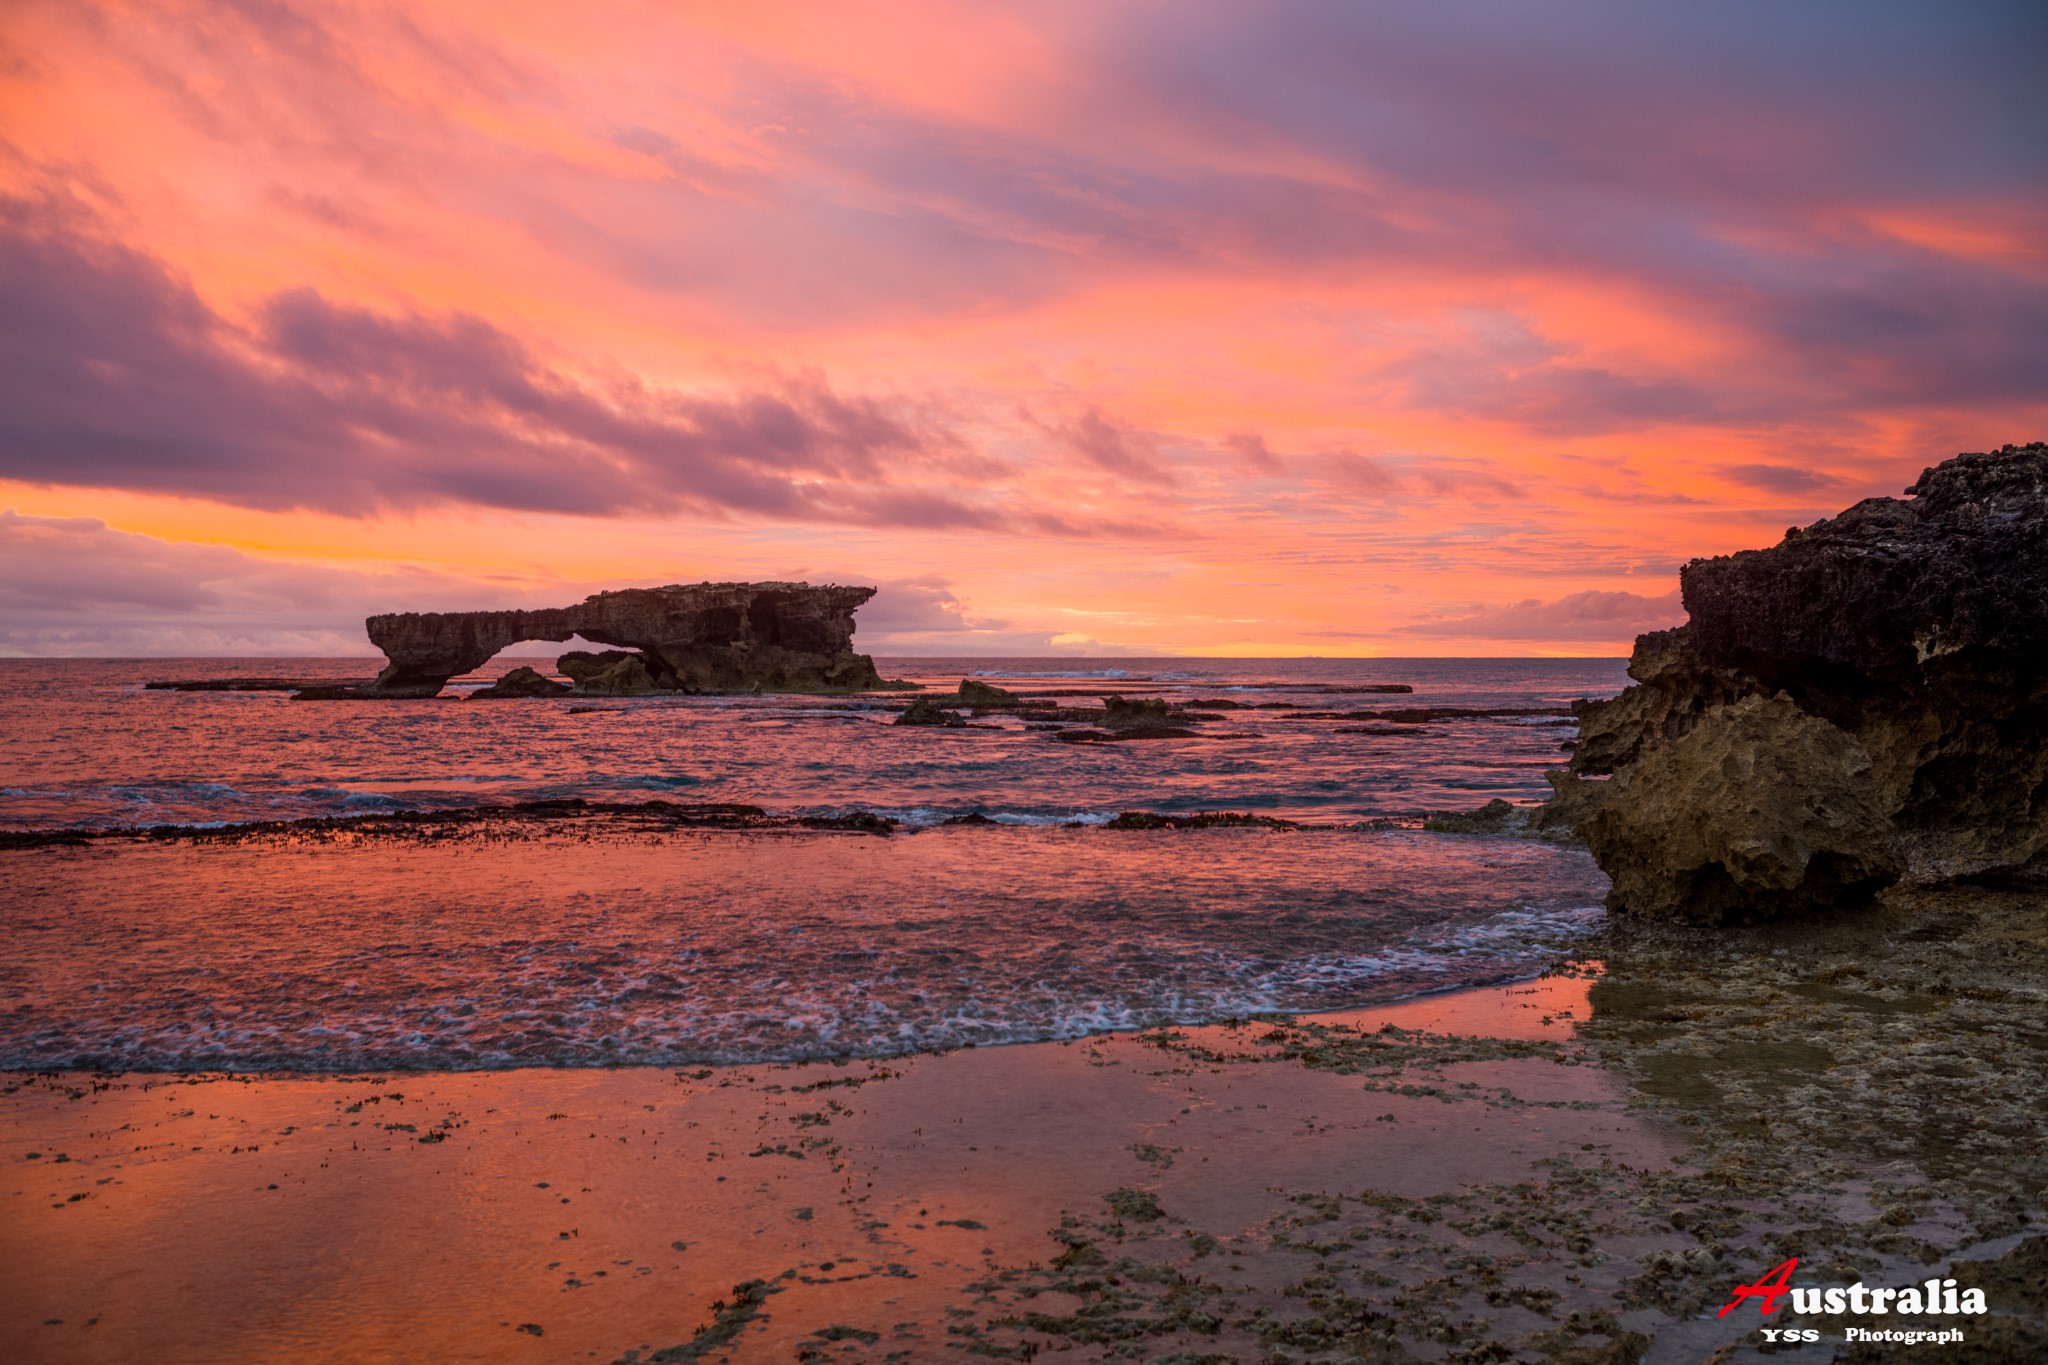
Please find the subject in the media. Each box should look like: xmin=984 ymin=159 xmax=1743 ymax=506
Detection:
xmin=361 ymin=582 xmax=883 ymax=697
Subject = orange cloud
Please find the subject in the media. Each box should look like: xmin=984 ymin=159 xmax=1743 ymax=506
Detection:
xmin=0 ymin=1 xmax=2042 ymax=655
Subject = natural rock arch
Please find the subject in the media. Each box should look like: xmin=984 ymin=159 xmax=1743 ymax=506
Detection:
xmin=361 ymin=581 xmax=884 ymax=697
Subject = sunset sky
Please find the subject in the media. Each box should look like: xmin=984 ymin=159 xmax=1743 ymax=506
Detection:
xmin=2 ymin=1 xmax=2042 ymax=657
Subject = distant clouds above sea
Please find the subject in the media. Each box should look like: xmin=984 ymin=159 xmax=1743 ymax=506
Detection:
xmin=1 ymin=1 xmax=2042 ymax=655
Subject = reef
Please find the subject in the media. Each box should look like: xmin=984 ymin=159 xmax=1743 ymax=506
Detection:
xmin=0 ymin=800 xmax=903 ymax=851
xmin=146 ymin=676 xmax=369 ymax=693
xmin=1099 ymin=810 xmax=1296 ymax=830
xmin=1423 ymin=798 xmax=1537 ymax=835
xmin=894 ymin=698 xmax=968 ymax=728
xmin=467 ymin=666 xmax=570 ymax=699
xmin=1053 ymin=725 xmax=1205 ymax=743
xmin=1548 ymin=443 xmax=2048 ymax=923
xmin=354 ymin=582 xmax=885 ymax=698
xmin=1100 ymin=693 xmax=1172 ymax=727
xmin=957 ymin=678 xmax=1020 ymax=706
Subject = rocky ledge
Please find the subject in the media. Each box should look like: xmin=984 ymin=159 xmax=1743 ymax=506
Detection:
xmin=1546 ymin=443 xmax=2047 ymax=923
xmin=352 ymin=582 xmax=885 ymax=698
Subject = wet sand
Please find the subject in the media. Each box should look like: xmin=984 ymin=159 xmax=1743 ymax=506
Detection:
xmin=5 ymin=977 xmax=1676 ymax=1363
xmin=9 ymin=881 xmax=2048 ymax=1363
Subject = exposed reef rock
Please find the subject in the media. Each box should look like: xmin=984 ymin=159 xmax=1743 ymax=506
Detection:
xmin=557 ymin=650 xmax=656 ymax=696
xmin=1101 ymin=811 xmax=1295 ymax=830
xmin=1422 ymin=799 xmax=1536 ymax=835
xmin=358 ymin=582 xmax=884 ymax=698
xmin=0 ymin=800 xmax=903 ymax=847
xmin=148 ymin=676 xmax=370 ymax=693
xmin=958 ymin=678 xmax=1020 ymax=706
xmin=1101 ymin=694 xmax=1172 ymax=727
xmin=1548 ymin=444 xmax=2048 ymax=923
xmin=1053 ymin=725 xmax=1203 ymax=743
xmin=468 ymin=666 xmax=570 ymax=699
xmin=895 ymin=698 xmax=968 ymax=728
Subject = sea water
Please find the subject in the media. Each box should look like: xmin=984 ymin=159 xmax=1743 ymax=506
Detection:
xmin=0 ymin=656 xmax=1626 ymax=1069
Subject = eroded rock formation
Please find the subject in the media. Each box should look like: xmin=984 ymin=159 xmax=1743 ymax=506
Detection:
xmin=360 ymin=582 xmax=884 ymax=698
xmin=959 ymin=678 xmax=1020 ymax=706
xmin=1101 ymin=694 xmax=1172 ymax=727
xmin=557 ymin=650 xmax=657 ymax=696
xmin=1547 ymin=444 xmax=2048 ymax=922
xmin=468 ymin=666 xmax=570 ymax=699
xmin=894 ymin=698 xmax=969 ymax=728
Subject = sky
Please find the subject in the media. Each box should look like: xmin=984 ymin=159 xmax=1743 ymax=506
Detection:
xmin=1 ymin=1 xmax=2043 ymax=657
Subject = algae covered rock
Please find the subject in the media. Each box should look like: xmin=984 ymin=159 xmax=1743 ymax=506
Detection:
xmin=1574 ymin=694 xmax=1902 ymax=923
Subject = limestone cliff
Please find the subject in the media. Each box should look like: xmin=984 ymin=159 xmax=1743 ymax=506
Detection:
xmin=359 ymin=582 xmax=884 ymax=697
xmin=1548 ymin=443 xmax=2047 ymax=922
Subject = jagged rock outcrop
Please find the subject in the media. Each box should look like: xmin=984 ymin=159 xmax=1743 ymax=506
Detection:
xmin=895 ymin=699 xmax=968 ymax=727
xmin=1424 ymin=799 xmax=1535 ymax=835
xmin=1548 ymin=444 xmax=2048 ymax=922
xmin=1101 ymin=694 xmax=1172 ymax=727
xmin=557 ymin=650 xmax=656 ymax=696
xmin=358 ymin=582 xmax=884 ymax=698
xmin=959 ymin=678 xmax=1020 ymax=706
xmin=468 ymin=666 xmax=571 ymax=699
xmin=1578 ymin=696 xmax=1903 ymax=922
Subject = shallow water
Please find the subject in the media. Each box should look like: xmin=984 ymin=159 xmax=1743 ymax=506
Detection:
xmin=0 ymin=656 xmax=1621 ymax=828
xmin=0 ymin=656 xmax=1624 ymax=1070
xmin=1 ymin=824 xmax=1605 ymax=1070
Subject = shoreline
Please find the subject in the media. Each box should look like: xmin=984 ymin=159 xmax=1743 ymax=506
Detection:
xmin=6 ymin=973 xmax=1667 ymax=1365
xmin=10 ymin=882 xmax=2045 ymax=1362
xmin=0 ymin=824 xmax=1604 ymax=1075
xmin=0 ymin=965 xmax=1593 ymax=1079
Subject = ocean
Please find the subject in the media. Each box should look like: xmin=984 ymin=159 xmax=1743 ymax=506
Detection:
xmin=0 ymin=656 xmax=1626 ymax=1071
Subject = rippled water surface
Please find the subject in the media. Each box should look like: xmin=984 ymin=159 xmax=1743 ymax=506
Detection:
xmin=0 ymin=656 xmax=1626 ymax=1069
xmin=1 ymin=656 xmax=1622 ymax=827
xmin=2 ymin=825 xmax=1606 ymax=1070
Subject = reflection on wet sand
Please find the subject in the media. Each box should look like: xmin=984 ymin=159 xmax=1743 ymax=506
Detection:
xmin=5 ymin=977 xmax=1674 ymax=1363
